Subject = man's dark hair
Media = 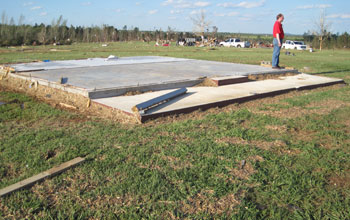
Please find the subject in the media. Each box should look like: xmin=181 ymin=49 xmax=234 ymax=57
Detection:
xmin=276 ymin=13 xmax=283 ymax=20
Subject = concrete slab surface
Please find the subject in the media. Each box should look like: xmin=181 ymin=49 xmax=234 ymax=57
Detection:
xmin=11 ymin=56 xmax=189 ymax=72
xmin=93 ymin=74 xmax=344 ymax=122
xmin=14 ymin=56 xmax=298 ymax=93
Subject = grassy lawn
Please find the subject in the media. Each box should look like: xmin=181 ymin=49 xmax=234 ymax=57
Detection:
xmin=1 ymin=43 xmax=350 ymax=219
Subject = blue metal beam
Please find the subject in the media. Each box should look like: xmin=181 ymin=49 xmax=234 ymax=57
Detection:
xmin=133 ymin=88 xmax=187 ymax=113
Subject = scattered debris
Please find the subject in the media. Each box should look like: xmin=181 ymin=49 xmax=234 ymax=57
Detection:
xmin=285 ymin=51 xmax=295 ymax=56
xmin=59 ymin=102 xmax=78 ymax=110
xmin=87 ymin=99 xmax=91 ymax=108
xmin=303 ymin=67 xmax=311 ymax=72
xmin=0 ymin=157 xmax=85 ymax=197
xmin=240 ymin=160 xmax=246 ymax=169
xmin=29 ymin=81 xmax=38 ymax=89
xmin=260 ymin=61 xmax=271 ymax=67
xmin=45 ymin=150 xmax=56 ymax=160
xmin=60 ymin=77 xmax=68 ymax=84
xmin=106 ymin=55 xmax=118 ymax=61
xmin=287 ymin=204 xmax=303 ymax=212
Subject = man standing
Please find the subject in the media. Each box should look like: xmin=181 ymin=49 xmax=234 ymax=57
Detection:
xmin=272 ymin=13 xmax=284 ymax=69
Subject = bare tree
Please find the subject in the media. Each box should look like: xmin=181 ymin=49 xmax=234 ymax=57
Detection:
xmin=313 ymin=9 xmax=331 ymax=51
xmin=191 ymin=10 xmax=211 ymax=43
xmin=212 ymin=26 xmax=218 ymax=38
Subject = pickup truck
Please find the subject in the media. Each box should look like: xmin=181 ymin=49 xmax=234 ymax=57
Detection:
xmin=282 ymin=40 xmax=307 ymax=50
xmin=219 ymin=38 xmax=250 ymax=48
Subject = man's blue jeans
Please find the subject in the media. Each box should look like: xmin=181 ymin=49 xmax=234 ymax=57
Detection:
xmin=272 ymin=38 xmax=282 ymax=67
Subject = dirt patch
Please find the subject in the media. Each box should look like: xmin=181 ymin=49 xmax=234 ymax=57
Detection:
xmin=226 ymin=162 xmax=256 ymax=180
xmin=252 ymin=99 xmax=350 ymax=119
xmin=265 ymin=125 xmax=288 ymax=133
xmin=216 ymin=137 xmax=285 ymax=151
xmin=194 ymin=77 xmax=218 ymax=87
xmin=248 ymin=72 xmax=297 ymax=81
xmin=0 ymin=75 xmax=139 ymax=124
xmin=329 ymin=172 xmax=350 ymax=189
xmin=180 ymin=190 xmax=242 ymax=216
xmin=216 ymin=137 xmax=301 ymax=155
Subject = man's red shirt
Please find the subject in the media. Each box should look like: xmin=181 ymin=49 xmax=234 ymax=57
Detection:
xmin=273 ymin=21 xmax=284 ymax=39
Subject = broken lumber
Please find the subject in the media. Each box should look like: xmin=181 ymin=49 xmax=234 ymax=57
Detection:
xmin=59 ymin=102 xmax=77 ymax=110
xmin=132 ymin=87 xmax=187 ymax=113
xmin=0 ymin=157 xmax=85 ymax=197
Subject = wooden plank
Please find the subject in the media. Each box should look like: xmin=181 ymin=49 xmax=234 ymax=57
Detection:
xmin=59 ymin=102 xmax=78 ymax=110
xmin=0 ymin=157 xmax=85 ymax=197
xmin=210 ymin=76 xmax=249 ymax=86
xmin=132 ymin=88 xmax=187 ymax=113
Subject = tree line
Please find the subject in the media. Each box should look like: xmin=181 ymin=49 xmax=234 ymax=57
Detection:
xmin=0 ymin=13 xmax=349 ymax=49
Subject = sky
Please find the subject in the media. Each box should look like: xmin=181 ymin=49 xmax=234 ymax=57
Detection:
xmin=1 ymin=0 xmax=350 ymax=35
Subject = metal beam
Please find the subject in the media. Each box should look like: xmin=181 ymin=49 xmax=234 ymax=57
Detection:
xmin=132 ymin=88 xmax=187 ymax=113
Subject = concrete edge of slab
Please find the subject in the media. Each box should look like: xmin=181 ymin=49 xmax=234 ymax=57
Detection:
xmin=9 ymin=73 xmax=89 ymax=97
xmin=138 ymin=79 xmax=345 ymax=123
xmin=87 ymin=79 xmax=203 ymax=99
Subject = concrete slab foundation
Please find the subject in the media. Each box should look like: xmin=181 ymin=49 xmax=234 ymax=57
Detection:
xmin=12 ymin=56 xmax=298 ymax=98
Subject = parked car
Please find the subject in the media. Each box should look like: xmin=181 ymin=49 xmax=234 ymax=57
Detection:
xmin=219 ymin=38 xmax=250 ymax=48
xmin=282 ymin=40 xmax=307 ymax=50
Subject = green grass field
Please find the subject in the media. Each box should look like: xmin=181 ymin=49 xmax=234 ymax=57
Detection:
xmin=1 ymin=42 xmax=350 ymax=219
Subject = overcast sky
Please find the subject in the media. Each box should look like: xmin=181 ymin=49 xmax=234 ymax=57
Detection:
xmin=2 ymin=0 xmax=350 ymax=34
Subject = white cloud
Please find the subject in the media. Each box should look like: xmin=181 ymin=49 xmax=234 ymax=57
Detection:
xmin=217 ymin=0 xmax=265 ymax=9
xmin=238 ymin=14 xmax=257 ymax=21
xmin=190 ymin=9 xmax=206 ymax=15
xmin=162 ymin=0 xmax=175 ymax=6
xmin=40 ymin=12 xmax=47 ymax=16
xmin=115 ymin=9 xmax=124 ymax=13
xmin=135 ymin=2 xmax=141 ymax=5
xmin=168 ymin=16 xmax=177 ymax=20
xmin=297 ymin=4 xmax=332 ymax=9
xmin=30 ymin=6 xmax=42 ymax=10
xmin=162 ymin=0 xmax=210 ymax=8
xmin=194 ymin=1 xmax=210 ymax=7
xmin=170 ymin=9 xmax=183 ymax=14
xmin=327 ymin=14 xmax=350 ymax=19
xmin=148 ymin=9 xmax=158 ymax=15
xmin=23 ymin=2 xmax=34 ymax=7
xmin=227 ymin=11 xmax=239 ymax=16
xmin=214 ymin=11 xmax=239 ymax=17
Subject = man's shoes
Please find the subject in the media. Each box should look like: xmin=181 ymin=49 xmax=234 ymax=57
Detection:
xmin=272 ymin=66 xmax=281 ymax=69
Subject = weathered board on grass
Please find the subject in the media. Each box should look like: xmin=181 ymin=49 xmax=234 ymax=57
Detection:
xmin=0 ymin=157 xmax=85 ymax=197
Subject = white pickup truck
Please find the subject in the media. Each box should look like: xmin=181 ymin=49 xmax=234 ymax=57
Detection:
xmin=219 ymin=38 xmax=250 ymax=48
xmin=282 ymin=40 xmax=307 ymax=50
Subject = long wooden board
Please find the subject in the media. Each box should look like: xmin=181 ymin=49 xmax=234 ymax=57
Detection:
xmin=0 ymin=157 xmax=85 ymax=197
